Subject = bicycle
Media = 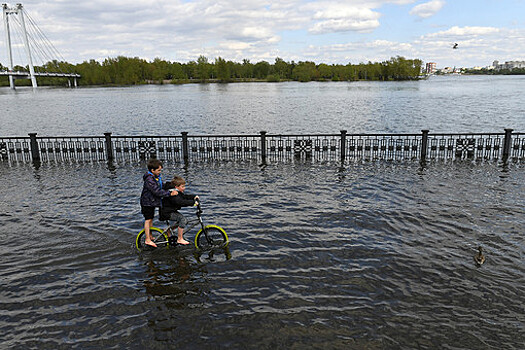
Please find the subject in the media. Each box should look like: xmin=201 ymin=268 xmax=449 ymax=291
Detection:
xmin=135 ymin=201 xmax=228 ymax=251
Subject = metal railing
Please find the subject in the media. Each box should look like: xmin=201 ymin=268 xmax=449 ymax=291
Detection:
xmin=1 ymin=129 xmax=523 ymax=165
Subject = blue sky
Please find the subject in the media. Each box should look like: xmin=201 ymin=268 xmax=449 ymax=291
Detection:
xmin=1 ymin=0 xmax=524 ymax=68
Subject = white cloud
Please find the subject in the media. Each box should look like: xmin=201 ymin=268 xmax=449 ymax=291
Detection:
xmin=219 ymin=42 xmax=252 ymax=51
xmin=308 ymin=5 xmax=381 ymax=33
xmin=307 ymin=39 xmax=416 ymax=64
xmin=300 ymin=24 xmax=525 ymax=68
xmin=1 ymin=1 xmax=404 ymax=64
xmin=310 ymin=19 xmax=380 ymax=34
xmin=313 ymin=6 xmax=380 ymax=20
xmin=424 ymin=26 xmax=500 ymax=37
xmin=0 ymin=0 xmax=522 ymax=68
xmin=409 ymin=0 xmax=445 ymax=18
xmin=414 ymin=27 xmax=524 ymax=67
xmin=237 ymin=27 xmax=276 ymax=41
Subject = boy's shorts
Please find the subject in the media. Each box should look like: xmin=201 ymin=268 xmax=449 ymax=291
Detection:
xmin=141 ymin=206 xmax=156 ymax=220
xmin=169 ymin=212 xmax=188 ymax=228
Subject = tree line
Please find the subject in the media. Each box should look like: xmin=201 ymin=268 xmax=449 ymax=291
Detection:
xmin=0 ymin=55 xmax=423 ymax=86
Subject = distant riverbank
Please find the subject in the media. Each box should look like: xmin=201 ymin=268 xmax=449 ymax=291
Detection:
xmin=0 ymin=76 xmax=425 ymax=88
xmin=0 ymin=55 xmax=423 ymax=87
xmin=0 ymin=75 xmax=425 ymax=88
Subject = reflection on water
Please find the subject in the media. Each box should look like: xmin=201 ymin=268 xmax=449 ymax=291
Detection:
xmin=0 ymin=160 xmax=523 ymax=349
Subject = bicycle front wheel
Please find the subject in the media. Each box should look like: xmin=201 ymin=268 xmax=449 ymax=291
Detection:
xmin=195 ymin=225 xmax=229 ymax=250
xmin=136 ymin=227 xmax=169 ymax=251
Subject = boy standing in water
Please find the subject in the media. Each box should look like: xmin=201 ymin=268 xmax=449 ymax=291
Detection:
xmin=140 ymin=159 xmax=177 ymax=247
xmin=160 ymin=176 xmax=199 ymax=245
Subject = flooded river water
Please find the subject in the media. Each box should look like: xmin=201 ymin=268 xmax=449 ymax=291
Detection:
xmin=1 ymin=160 xmax=523 ymax=349
xmin=1 ymin=76 xmax=524 ymax=349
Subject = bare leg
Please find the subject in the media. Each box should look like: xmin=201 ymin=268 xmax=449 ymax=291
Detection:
xmin=177 ymin=226 xmax=189 ymax=245
xmin=144 ymin=219 xmax=157 ymax=247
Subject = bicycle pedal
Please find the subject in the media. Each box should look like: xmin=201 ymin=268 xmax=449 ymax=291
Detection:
xmin=168 ymin=237 xmax=178 ymax=246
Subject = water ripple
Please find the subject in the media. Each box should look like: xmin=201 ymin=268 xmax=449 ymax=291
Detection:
xmin=0 ymin=161 xmax=524 ymax=349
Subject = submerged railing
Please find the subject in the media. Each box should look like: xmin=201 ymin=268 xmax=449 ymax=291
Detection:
xmin=1 ymin=129 xmax=523 ymax=165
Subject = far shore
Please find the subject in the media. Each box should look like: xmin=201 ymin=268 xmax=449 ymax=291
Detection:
xmin=2 ymin=73 xmax=522 ymax=89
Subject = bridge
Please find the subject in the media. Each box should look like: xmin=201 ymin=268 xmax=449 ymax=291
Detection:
xmin=1 ymin=3 xmax=80 ymax=89
xmin=0 ymin=70 xmax=80 ymax=86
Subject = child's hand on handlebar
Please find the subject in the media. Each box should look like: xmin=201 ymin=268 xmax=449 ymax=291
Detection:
xmin=169 ymin=189 xmax=178 ymax=196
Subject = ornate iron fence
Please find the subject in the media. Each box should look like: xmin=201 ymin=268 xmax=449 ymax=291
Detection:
xmin=184 ymin=133 xmax=260 ymax=162
xmin=512 ymin=133 xmax=525 ymax=159
xmin=36 ymin=135 xmax=107 ymax=162
xmin=426 ymin=132 xmax=507 ymax=160
xmin=0 ymin=136 xmax=32 ymax=162
xmin=344 ymin=133 xmax=422 ymax=161
xmin=265 ymin=133 xmax=341 ymax=162
xmin=111 ymin=135 xmax=183 ymax=162
xmin=1 ymin=129 xmax=523 ymax=165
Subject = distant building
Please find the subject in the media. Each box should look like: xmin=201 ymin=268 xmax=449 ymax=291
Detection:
xmin=425 ymin=62 xmax=436 ymax=74
xmin=492 ymin=60 xmax=525 ymax=70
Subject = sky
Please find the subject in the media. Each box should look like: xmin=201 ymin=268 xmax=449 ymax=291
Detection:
xmin=1 ymin=0 xmax=524 ymax=69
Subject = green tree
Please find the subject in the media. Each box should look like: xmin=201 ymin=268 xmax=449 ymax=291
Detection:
xmin=241 ymin=59 xmax=254 ymax=79
xmin=366 ymin=61 xmax=381 ymax=80
xmin=317 ymin=63 xmax=333 ymax=80
xmin=379 ymin=56 xmax=421 ymax=80
xmin=215 ymin=57 xmax=231 ymax=82
xmin=75 ymin=59 xmax=105 ymax=85
xmin=151 ymin=57 xmax=171 ymax=81
xmin=273 ymin=57 xmax=292 ymax=80
xmin=253 ymin=61 xmax=270 ymax=79
xmin=1 ymin=54 xmax=425 ymax=87
xmin=196 ymin=55 xmax=210 ymax=82
xmin=169 ymin=62 xmax=187 ymax=80
xmin=183 ymin=61 xmax=197 ymax=80
xmin=292 ymin=61 xmax=319 ymax=82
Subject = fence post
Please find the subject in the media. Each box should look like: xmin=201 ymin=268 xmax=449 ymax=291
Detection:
xmin=340 ymin=130 xmax=347 ymax=163
xmin=104 ymin=132 xmax=114 ymax=161
xmin=260 ymin=131 xmax=267 ymax=164
xmin=420 ymin=130 xmax=429 ymax=161
xmin=181 ymin=132 xmax=189 ymax=162
xmin=28 ymin=133 xmax=40 ymax=163
xmin=502 ymin=128 xmax=513 ymax=161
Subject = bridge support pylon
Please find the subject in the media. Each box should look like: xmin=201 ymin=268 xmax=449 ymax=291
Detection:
xmin=2 ymin=3 xmax=38 ymax=89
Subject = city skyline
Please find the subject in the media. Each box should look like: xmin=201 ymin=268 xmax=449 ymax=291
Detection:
xmin=1 ymin=0 xmax=524 ymax=68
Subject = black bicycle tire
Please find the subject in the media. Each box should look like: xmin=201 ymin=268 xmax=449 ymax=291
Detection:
xmin=195 ymin=225 xmax=228 ymax=250
xmin=136 ymin=227 xmax=169 ymax=251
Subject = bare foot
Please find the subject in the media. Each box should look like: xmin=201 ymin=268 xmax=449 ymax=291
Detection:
xmin=145 ymin=240 xmax=157 ymax=248
xmin=177 ymin=239 xmax=190 ymax=245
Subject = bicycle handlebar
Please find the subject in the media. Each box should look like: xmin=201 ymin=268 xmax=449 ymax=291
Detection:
xmin=195 ymin=199 xmax=203 ymax=215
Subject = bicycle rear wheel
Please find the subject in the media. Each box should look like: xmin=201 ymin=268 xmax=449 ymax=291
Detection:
xmin=136 ymin=227 xmax=169 ymax=251
xmin=195 ymin=225 xmax=228 ymax=250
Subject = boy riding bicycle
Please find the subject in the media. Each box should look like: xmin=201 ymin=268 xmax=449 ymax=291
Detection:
xmin=160 ymin=176 xmax=199 ymax=245
xmin=140 ymin=159 xmax=177 ymax=247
